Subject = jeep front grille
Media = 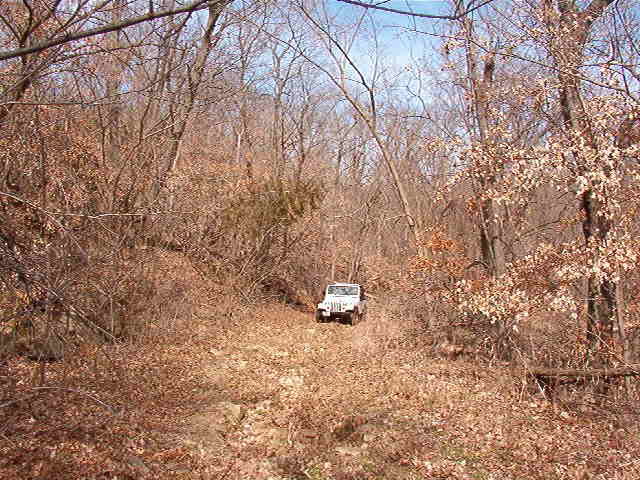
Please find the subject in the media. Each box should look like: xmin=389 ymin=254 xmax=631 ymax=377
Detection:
xmin=330 ymin=302 xmax=343 ymax=313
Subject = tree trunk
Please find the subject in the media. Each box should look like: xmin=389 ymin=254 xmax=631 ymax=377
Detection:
xmin=461 ymin=18 xmax=505 ymax=278
xmin=547 ymin=0 xmax=618 ymax=368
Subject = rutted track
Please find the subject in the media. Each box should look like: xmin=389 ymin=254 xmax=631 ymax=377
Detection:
xmin=180 ymin=304 xmax=448 ymax=478
xmin=176 ymin=304 xmax=639 ymax=480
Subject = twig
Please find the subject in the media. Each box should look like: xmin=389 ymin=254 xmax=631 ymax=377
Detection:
xmin=31 ymin=387 xmax=118 ymax=414
xmin=524 ymin=365 xmax=640 ymax=379
xmin=0 ymin=394 xmax=42 ymax=409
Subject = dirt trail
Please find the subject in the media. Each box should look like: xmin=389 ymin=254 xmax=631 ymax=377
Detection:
xmin=174 ymin=304 xmax=639 ymax=480
xmin=177 ymin=304 xmax=508 ymax=479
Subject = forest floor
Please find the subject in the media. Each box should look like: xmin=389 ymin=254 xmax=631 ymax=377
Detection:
xmin=2 ymin=298 xmax=640 ymax=479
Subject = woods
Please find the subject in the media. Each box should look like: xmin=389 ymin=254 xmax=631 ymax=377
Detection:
xmin=2 ymin=0 xmax=640 ymax=478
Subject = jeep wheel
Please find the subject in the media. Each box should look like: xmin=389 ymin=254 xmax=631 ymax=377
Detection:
xmin=343 ymin=313 xmax=354 ymax=326
xmin=315 ymin=310 xmax=324 ymax=323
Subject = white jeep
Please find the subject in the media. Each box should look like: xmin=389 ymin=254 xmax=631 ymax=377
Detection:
xmin=315 ymin=283 xmax=367 ymax=325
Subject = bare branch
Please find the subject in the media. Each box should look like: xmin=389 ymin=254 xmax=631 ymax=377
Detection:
xmin=0 ymin=0 xmax=218 ymax=61
xmin=335 ymin=0 xmax=495 ymax=20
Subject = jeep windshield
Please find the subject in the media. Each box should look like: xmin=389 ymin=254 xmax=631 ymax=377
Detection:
xmin=327 ymin=285 xmax=359 ymax=296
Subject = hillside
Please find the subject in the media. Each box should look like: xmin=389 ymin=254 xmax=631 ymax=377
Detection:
xmin=2 ymin=294 xmax=638 ymax=479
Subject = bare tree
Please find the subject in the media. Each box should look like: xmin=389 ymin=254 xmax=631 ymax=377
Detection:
xmin=293 ymin=1 xmax=425 ymax=255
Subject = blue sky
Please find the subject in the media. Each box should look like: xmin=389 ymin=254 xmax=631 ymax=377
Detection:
xmin=324 ymin=0 xmax=452 ymax=95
